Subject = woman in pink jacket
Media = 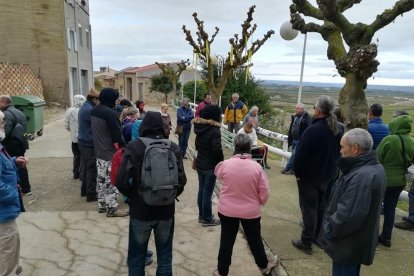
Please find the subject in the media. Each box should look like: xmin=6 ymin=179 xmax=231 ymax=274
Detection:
xmin=213 ymin=133 xmax=278 ymax=276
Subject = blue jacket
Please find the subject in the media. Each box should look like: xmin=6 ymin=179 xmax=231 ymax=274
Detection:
xmin=177 ymin=107 xmax=194 ymax=129
xmin=368 ymin=118 xmax=390 ymax=150
xmin=0 ymin=145 xmax=20 ymax=223
xmin=77 ymin=100 xmax=95 ymax=148
xmin=131 ymin=120 xmax=143 ymax=141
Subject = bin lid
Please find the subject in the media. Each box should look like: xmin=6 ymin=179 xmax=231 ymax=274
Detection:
xmin=11 ymin=95 xmax=46 ymax=106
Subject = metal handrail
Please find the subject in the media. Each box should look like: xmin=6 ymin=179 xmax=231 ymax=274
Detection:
xmin=173 ymin=100 xmax=291 ymax=164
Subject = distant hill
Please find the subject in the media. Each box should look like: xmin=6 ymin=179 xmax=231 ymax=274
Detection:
xmin=262 ymin=80 xmax=414 ymax=93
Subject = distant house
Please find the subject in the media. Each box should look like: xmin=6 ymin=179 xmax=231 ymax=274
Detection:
xmin=0 ymin=0 xmax=93 ymax=106
xmin=94 ymin=66 xmax=116 ymax=88
xmin=114 ymin=63 xmax=201 ymax=103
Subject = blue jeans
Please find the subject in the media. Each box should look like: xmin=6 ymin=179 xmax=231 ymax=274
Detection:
xmin=332 ymin=262 xmax=361 ymax=276
xmin=381 ymin=185 xmax=405 ymax=239
xmin=128 ymin=218 xmax=174 ymax=276
xmin=285 ymin=139 xmax=298 ymax=171
xmin=408 ymin=181 xmax=414 ymax=223
xmin=178 ymin=127 xmax=191 ymax=157
xmin=197 ymin=169 xmax=216 ymax=221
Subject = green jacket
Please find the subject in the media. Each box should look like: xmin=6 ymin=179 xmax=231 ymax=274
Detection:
xmin=377 ymin=115 xmax=414 ymax=187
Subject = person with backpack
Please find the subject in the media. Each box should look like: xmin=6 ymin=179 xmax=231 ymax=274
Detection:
xmin=0 ymin=95 xmax=31 ymax=195
xmin=116 ymin=111 xmax=187 ymax=275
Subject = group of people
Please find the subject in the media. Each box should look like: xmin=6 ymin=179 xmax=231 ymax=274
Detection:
xmin=2 ymin=87 xmax=414 ymax=276
xmin=280 ymin=97 xmax=413 ymax=276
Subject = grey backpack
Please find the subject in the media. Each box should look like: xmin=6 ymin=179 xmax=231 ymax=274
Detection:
xmin=138 ymin=137 xmax=179 ymax=206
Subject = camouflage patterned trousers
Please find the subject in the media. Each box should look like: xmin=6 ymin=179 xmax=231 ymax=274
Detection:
xmin=96 ymin=159 xmax=119 ymax=212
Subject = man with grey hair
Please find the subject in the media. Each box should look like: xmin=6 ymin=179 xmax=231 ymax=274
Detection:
xmin=281 ymin=103 xmax=312 ymax=174
xmin=224 ymin=92 xmax=248 ymax=134
xmin=319 ymin=128 xmax=386 ymax=276
xmin=292 ymin=95 xmax=343 ymax=255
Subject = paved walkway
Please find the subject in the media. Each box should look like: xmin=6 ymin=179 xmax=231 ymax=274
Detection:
xmin=18 ymin=106 xmax=414 ymax=276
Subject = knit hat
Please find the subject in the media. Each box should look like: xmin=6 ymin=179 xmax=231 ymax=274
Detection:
xmin=87 ymin=88 xmax=100 ymax=98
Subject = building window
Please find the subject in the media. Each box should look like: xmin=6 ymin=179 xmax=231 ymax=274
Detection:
xmin=86 ymin=29 xmax=90 ymax=49
xmin=70 ymin=30 xmax=76 ymax=51
xmin=78 ymin=24 xmax=83 ymax=47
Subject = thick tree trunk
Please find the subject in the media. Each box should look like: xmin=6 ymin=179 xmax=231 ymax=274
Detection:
xmin=338 ymin=73 xmax=369 ymax=130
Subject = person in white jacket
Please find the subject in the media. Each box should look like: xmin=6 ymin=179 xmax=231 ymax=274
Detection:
xmin=64 ymin=94 xmax=86 ymax=179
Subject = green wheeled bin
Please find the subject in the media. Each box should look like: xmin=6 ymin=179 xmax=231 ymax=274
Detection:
xmin=11 ymin=95 xmax=46 ymax=140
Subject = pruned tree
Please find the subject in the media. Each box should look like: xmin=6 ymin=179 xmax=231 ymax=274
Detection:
xmin=182 ymin=5 xmax=275 ymax=100
xmin=290 ymin=0 xmax=414 ymax=129
xmin=155 ymin=60 xmax=190 ymax=98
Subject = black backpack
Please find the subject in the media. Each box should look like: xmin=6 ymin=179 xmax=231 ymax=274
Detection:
xmin=138 ymin=137 xmax=179 ymax=206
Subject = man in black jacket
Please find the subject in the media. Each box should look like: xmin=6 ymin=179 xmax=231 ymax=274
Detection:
xmin=281 ymin=103 xmax=312 ymax=175
xmin=0 ymin=95 xmax=31 ymax=195
xmin=319 ymin=128 xmax=386 ymax=276
xmin=292 ymin=96 xmax=343 ymax=255
xmin=117 ymin=111 xmax=187 ymax=275
xmin=90 ymin=88 xmax=127 ymax=217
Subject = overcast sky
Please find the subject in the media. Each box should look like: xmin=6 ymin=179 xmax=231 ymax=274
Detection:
xmin=90 ymin=0 xmax=414 ymax=86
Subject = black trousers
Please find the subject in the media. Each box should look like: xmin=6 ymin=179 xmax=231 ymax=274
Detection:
xmin=4 ymin=142 xmax=31 ymax=193
xmin=78 ymin=144 xmax=97 ymax=198
xmin=297 ymin=179 xmax=327 ymax=246
xmin=71 ymin=142 xmax=81 ymax=178
xmin=217 ymin=213 xmax=268 ymax=276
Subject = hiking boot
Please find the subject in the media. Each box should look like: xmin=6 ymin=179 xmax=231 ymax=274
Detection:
xmin=21 ymin=191 xmax=32 ymax=196
xmin=265 ymin=165 xmax=271 ymax=169
xmin=378 ymin=235 xmax=391 ymax=247
xmin=15 ymin=265 xmax=22 ymax=275
xmin=260 ymin=255 xmax=279 ymax=275
xmin=280 ymin=168 xmax=289 ymax=174
xmin=394 ymin=221 xmax=414 ymax=230
xmin=106 ymin=208 xmax=129 ymax=217
xmin=198 ymin=216 xmax=205 ymax=223
xmin=98 ymin=207 xmax=106 ymax=213
xmin=213 ymin=268 xmax=222 ymax=276
xmin=202 ymin=217 xmax=220 ymax=227
xmin=292 ymin=239 xmax=312 ymax=255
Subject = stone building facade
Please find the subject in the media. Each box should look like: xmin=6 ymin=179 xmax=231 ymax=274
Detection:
xmin=0 ymin=0 xmax=93 ymax=106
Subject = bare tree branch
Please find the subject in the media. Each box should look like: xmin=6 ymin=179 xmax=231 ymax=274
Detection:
xmin=370 ymin=0 xmax=414 ymax=33
xmin=338 ymin=0 xmax=362 ymax=12
xmin=291 ymin=0 xmax=324 ymax=20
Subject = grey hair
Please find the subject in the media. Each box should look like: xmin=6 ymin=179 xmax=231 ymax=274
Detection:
xmin=250 ymin=105 xmax=259 ymax=113
xmin=232 ymin=93 xmax=239 ymax=98
xmin=315 ymin=95 xmax=339 ymax=135
xmin=296 ymin=103 xmax=305 ymax=110
xmin=345 ymin=128 xmax=373 ymax=154
xmin=182 ymin=98 xmax=189 ymax=104
xmin=233 ymin=133 xmax=252 ymax=154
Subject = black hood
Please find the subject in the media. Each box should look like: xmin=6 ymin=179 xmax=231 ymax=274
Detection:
xmin=99 ymin=88 xmax=119 ymax=108
xmin=139 ymin=111 xmax=164 ymax=138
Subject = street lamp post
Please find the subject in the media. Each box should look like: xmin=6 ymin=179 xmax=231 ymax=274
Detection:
xmin=280 ymin=21 xmax=307 ymax=104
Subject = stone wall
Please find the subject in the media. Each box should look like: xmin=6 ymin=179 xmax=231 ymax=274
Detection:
xmin=0 ymin=63 xmax=44 ymax=98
